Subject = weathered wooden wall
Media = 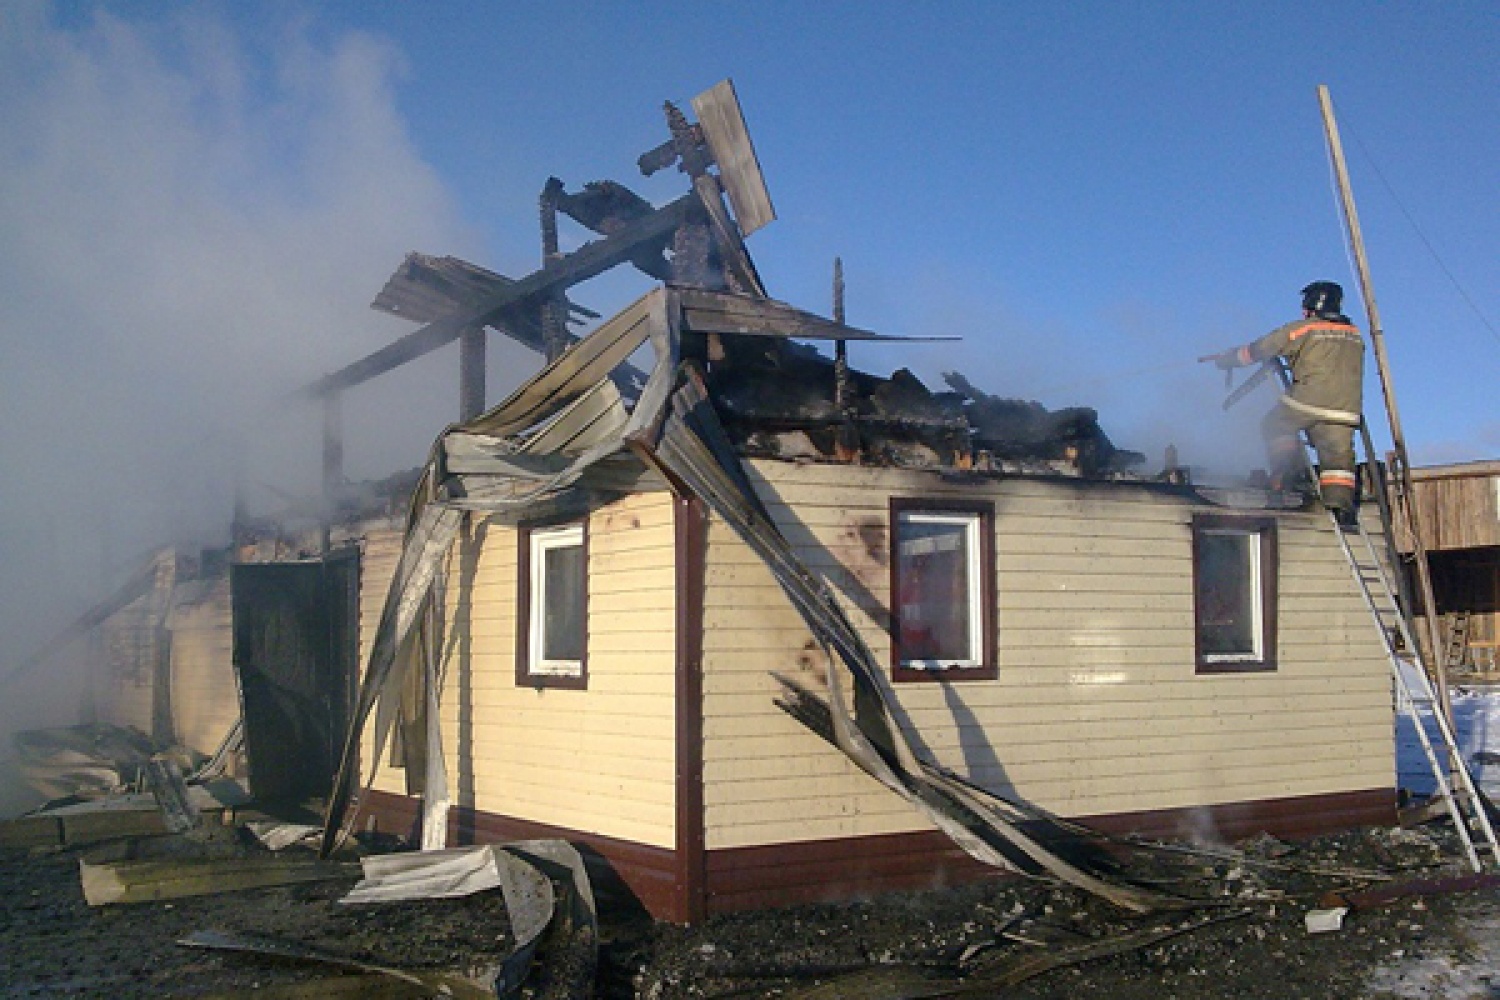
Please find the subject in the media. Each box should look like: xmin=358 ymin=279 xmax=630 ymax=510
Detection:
xmin=165 ymin=577 xmax=237 ymax=756
xmin=1395 ymin=463 xmax=1500 ymax=671
xmin=89 ymin=552 xmax=176 ymax=742
xmin=1399 ymin=463 xmax=1500 ymax=553
xmin=700 ymin=461 xmax=1395 ymax=852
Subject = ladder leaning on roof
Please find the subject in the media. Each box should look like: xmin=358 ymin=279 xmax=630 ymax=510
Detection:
xmin=1240 ymin=355 xmax=1500 ymax=870
xmin=1267 ymin=369 xmax=1500 ymax=870
xmin=1309 ymin=85 xmax=1497 ymax=868
xmin=1330 ymin=480 xmax=1499 ymax=872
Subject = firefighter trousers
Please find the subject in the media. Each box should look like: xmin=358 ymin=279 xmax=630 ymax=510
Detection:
xmin=1262 ymin=400 xmax=1358 ymax=512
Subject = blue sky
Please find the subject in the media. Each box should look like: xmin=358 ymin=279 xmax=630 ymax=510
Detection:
xmin=1 ymin=1 xmax=1496 ymax=667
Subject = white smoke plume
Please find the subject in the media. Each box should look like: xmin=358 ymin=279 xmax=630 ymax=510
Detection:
xmin=0 ymin=4 xmax=478 ymax=758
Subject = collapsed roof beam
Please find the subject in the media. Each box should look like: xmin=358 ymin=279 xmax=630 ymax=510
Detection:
xmin=299 ymin=194 xmax=697 ymax=398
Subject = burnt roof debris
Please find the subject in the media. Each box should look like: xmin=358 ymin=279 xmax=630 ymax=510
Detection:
xmin=699 ymin=332 xmax=1144 ymax=476
xmin=545 ymin=177 xmax=676 ymax=283
xmin=312 ymin=77 xmax=1148 ymax=532
xmin=943 ymin=371 xmax=1145 ymax=476
xmin=304 ymin=81 xmax=772 ymax=401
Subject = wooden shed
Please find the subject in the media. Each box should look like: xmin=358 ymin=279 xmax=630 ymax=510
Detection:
xmin=1398 ymin=460 xmax=1500 ymax=672
xmin=342 ymin=285 xmax=1399 ymax=922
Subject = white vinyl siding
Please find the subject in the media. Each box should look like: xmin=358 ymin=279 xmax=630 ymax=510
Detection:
xmin=527 ymin=523 xmax=586 ymax=678
xmin=434 ymin=493 xmax=678 ymax=848
xmin=700 ymin=460 xmax=1394 ymax=850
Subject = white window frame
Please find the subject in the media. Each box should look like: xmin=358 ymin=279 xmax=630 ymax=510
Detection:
xmin=896 ymin=510 xmax=985 ymax=672
xmin=1199 ymin=527 xmax=1264 ymax=664
xmin=1193 ymin=513 xmax=1278 ymax=675
xmin=527 ymin=522 xmax=585 ymax=678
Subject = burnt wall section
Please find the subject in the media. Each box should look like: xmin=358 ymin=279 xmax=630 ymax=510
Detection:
xmin=231 ymin=549 xmax=359 ymax=803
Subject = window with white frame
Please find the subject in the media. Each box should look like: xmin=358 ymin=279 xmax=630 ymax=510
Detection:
xmin=891 ymin=500 xmax=996 ymax=681
xmin=518 ymin=521 xmax=587 ymax=687
xmin=1192 ymin=514 xmax=1277 ymax=673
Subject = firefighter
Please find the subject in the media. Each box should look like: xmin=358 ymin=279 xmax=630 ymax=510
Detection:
xmin=1207 ymin=281 xmax=1365 ymax=524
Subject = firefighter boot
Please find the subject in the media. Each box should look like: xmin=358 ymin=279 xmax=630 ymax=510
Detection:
xmin=1321 ymin=482 xmax=1358 ymax=529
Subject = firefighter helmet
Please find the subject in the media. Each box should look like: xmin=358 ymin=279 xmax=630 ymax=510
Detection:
xmin=1301 ymin=281 xmax=1343 ymax=316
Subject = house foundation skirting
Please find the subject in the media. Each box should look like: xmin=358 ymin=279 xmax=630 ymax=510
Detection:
xmin=361 ymin=790 xmax=682 ymax=920
xmin=362 ymin=787 xmax=1394 ymax=922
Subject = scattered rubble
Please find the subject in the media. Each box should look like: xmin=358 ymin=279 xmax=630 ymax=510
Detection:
xmin=4 ymin=817 xmax=1500 ymax=997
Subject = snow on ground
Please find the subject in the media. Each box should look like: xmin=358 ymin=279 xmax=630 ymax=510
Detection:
xmin=1363 ymin=909 xmax=1500 ymax=999
xmin=1370 ymin=674 xmax=1500 ymax=999
xmin=1395 ymin=664 xmax=1500 ymax=800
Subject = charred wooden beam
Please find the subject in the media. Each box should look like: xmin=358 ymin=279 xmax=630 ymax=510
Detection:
xmin=458 ymin=325 xmax=486 ymax=420
xmin=322 ymin=391 xmax=343 ymax=503
xmin=636 ymin=125 xmax=705 ymax=177
xmin=549 ymin=177 xmax=674 ymax=282
xmin=677 ymin=288 xmax=955 ymax=343
xmin=299 ymin=194 xmax=695 ymax=398
xmin=372 ymin=252 xmax=649 ymax=401
xmin=663 ymin=99 xmax=768 ymax=298
xmin=831 ymin=257 xmax=857 ymax=460
xmin=539 ymin=178 xmax=569 ymax=363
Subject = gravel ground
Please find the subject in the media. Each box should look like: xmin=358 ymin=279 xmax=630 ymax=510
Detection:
xmin=4 ymin=821 xmax=1500 ymax=998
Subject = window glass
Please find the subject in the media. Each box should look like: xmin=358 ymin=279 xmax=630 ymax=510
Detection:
xmin=1193 ymin=515 xmax=1276 ymax=673
xmin=540 ymin=539 xmax=585 ymax=662
xmin=1197 ymin=530 xmax=1261 ymax=660
xmin=528 ymin=523 xmax=585 ymax=677
xmin=896 ymin=511 xmax=981 ymax=668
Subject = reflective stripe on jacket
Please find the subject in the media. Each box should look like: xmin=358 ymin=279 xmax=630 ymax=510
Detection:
xmin=1242 ymin=317 xmax=1364 ymax=421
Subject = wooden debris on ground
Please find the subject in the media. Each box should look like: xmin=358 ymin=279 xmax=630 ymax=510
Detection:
xmin=0 ymin=779 xmax=249 ymax=849
xmin=774 ymin=909 xmax=1254 ymax=999
xmin=80 ymin=856 xmax=354 ymax=906
xmin=144 ymin=756 xmax=199 ymax=834
xmin=178 ymin=929 xmax=499 ymax=999
xmin=196 ymin=975 xmax=437 ymax=999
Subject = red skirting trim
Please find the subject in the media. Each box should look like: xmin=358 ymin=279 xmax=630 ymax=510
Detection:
xmin=362 ymin=787 xmax=1395 ymax=921
xmin=703 ymin=787 xmax=1395 ymax=915
xmin=361 ymin=790 xmax=684 ymax=922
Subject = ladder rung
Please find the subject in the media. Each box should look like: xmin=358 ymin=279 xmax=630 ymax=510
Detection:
xmin=1309 ymin=426 xmax=1500 ymax=869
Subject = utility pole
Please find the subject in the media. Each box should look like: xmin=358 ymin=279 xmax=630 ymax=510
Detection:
xmin=1317 ymin=84 xmax=1452 ymax=725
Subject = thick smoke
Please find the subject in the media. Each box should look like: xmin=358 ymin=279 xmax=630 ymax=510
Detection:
xmin=876 ymin=268 xmax=1270 ymax=481
xmin=0 ymin=4 xmax=478 ymax=793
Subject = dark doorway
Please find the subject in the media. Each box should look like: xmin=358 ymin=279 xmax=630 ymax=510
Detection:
xmin=231 ymin=549 xmax=359 ymax=803
xmin=1426 ymin=546 xmax=1500 ymax=670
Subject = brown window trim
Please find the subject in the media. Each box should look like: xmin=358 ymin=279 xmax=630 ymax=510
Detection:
xmin=890 ymin=497 xmax=997 ymax=683
xmin=516 ymin=516 xmax=589 ymax=690
xmin=1192 ymin=512 xmax=1278 ymax=675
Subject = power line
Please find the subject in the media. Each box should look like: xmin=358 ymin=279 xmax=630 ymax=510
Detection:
xmin=1339 ymin=117 xmax=1500 ymax=351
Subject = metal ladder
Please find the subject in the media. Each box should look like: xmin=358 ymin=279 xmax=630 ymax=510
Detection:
xmin=1329 ymin=505 xmax=1499 ymax=870
xmin=1443 ymin=611 xmax=1474 ymax=674
xmin=1258 ymin=357 xmax=1498 ymax=869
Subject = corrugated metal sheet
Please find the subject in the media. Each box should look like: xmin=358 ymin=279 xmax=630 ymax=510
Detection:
xmin=371 ymin=253 xmax=597 ymax=327
xmin=641 ymin=372 xmax=1170 ymax=912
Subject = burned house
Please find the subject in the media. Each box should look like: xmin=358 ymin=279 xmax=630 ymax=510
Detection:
xmin=11 ymin=482 xmax=416 ymax=810
xmin=306 ymin=83 xmax=1402 ymax=922
xmin=26 ymin=83 xmax=1408 ymax=923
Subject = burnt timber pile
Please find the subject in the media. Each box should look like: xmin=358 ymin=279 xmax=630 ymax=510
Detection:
xmin=331 ymin=81 xmax=1145 ymax=492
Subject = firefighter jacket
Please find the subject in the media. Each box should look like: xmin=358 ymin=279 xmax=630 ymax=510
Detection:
xmin=1232 ymin=315 xmax=1365 ymax=426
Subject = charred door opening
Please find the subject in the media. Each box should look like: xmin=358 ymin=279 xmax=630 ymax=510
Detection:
xmin=231 ymin=550 xmax=359 ymax=803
